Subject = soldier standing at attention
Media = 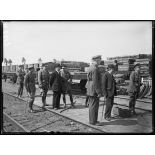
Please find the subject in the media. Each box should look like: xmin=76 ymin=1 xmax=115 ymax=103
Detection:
xmin=24 ymin=65 xmax=36 ymax=113
xmin=50 ymin=63 xmax=62 ymax=110
xmin=16 ymin=65 xmax=25 ymax=98
xmin=102 ymin=64 xmax=117 ymax=121
xmin=60 ymin=65 xmax=74 ymax=108
xmin=86 ymin=55 xmax=102 ymax=125
xmin=127 ymin=63 xmax=141 ymax=115
xmin=38 ymin=64 xmax=50 ymax=110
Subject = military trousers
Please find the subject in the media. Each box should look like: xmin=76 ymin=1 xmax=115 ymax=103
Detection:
xmin=53 ymin=91 xmax=61 ymax=109
xmin=18 ymin=82 xmax=24 ymax=97
xmin=41 ymin=89 xmax=48 ymax=107
xmin=28 ymin=91 xmax=36 ymax=110
xmin=88 ymin=96 xmax=99 ymax=125
xmin=129 ymin=91 xmax=138 ymax=111
xmin=104 ymin=96 xmax=114 ymax=119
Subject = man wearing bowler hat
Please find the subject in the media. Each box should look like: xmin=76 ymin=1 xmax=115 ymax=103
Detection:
xmin=127 ymin=63 xmax=141 ymax=115
xmin=38 ymin=63 xmax=50 ymax=110
xmin=50 ymin=63 xmax=62 ymax=110
xmin=24 ymin=64 xmax=36 ymax=112
xmin=102 ymin=64 xmax=117 ymax=121
xmin=86 ymin=55 xmax=102 ymax=125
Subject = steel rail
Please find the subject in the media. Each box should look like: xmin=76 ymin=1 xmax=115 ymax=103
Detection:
xmin=3 ymin=92 xmax=105 ymax=133
xmin=3 ymin=112 xmax=30 ymax=133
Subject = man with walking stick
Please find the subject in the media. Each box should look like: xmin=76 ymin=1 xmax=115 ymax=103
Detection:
xmin=86 ymin=55 xmax=102 ymax=125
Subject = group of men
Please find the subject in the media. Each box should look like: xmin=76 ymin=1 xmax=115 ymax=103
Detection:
xmin=16 ymin=63 xmax=74 ymax=113
xmin=10 ymin=55 xmax=141 ymax=125
xmin=86 ymin=55 xmax=141 ymax=125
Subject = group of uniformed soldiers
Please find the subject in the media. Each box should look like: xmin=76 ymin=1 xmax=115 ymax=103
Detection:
xmin=13 ymin=55 xmax=141 ymax=125
xmin=86 ymin=55 xmax=141 ymax=125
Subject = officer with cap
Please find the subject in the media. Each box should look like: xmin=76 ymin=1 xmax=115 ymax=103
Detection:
xmin=24 ymin=64 xmax=36 ymax=112
xmin=102 ymin=64 xmax=117 ymax=121
xmin=60 ymin=65 xmax=74 ymax=108
xmin=38 ymin=63 xmax=50 ymax=110
xmin=50 ymin=63 xmax=63 ymax=110
xmin=86 ymin=55 xmax=102 ymax=125
xmin=127 ymin=63 xmax=141 ymax=115
xmin=16 ymin=65 xmax=25 ymax=98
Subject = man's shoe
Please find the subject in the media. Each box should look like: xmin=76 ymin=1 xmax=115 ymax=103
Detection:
xmin=105 ymin=117 xmax=111 ymax=121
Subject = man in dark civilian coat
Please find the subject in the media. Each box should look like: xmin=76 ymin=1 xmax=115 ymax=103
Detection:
xmin=102 ymin=64 xmax=117 ymax=121
xmin=86 ymin=55 xmax=102 ymax=125
xmin=50 ymin=63 xmax=62 ymax=110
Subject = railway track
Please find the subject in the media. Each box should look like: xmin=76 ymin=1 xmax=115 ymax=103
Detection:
xmin=3 ymin=92 xmax=105 ymax=133
xmin=71 ymin=89 xmax=152 ymax=113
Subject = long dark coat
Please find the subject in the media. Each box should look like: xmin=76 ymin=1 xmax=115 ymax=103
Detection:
xmin=50 ymin=71 xmax=62 ymax=92
xmin=102 ymin=71 xmax=117 ymax=98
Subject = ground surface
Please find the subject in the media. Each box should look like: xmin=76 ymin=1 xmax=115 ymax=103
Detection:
xmin=2 ymin=79 xmax=153 ymax=133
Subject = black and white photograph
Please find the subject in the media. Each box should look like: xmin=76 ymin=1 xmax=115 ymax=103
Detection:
xmin=1 ymin=21 xmax=153 ymax=134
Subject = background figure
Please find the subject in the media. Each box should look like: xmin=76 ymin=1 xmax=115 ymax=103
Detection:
xmin=86 ymin=55 xmax=102 ymax=125
xmin=50 ymin=63 xmax=62 ymax=110
xmin=3 ymin=73 xmax=7 ymax=82
xmin=60 ymin=65 xmax=74 ymax=108
xmin=127 ymin=63 xmax=141 ymax=115
xmin=102 ymin=64 xmax=117 ymax=121
xmin=38 ymin=64 xmax=50 ymax=110
xmin=16 ymin=65 xmax=25 ymax=98
xmin=24 ymin=65 xmax=36 ymax=112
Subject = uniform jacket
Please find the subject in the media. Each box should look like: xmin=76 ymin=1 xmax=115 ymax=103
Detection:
xmin=127 ymin=71 xmax=141 ymax=93
xmin=50 ymin=71 xmax=62 ymax=92
xmin=86 ymin=64 xmax=101 ymax=97
xmin=24 ymin=71 xmax=36 ymax=93
xmin=16 ymin=69 xmax=25 ymax=83
xmin=102 ymin=71 xmax=117 ymax=98
xmin=38 ymin=69 xmax=50 ymax=90
xmin=60 ymin=69 xmax=72 ymax=92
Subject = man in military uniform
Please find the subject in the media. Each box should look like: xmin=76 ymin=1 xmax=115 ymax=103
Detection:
xmin=16 ymin=65 xmax=25 ymax=98
xmin=86 ymin=55 xmax=102 ymax=125
xmin=60 ymin=65 xmax=74 ymax=108
xmin=127 ymin=63 xmax=141 ymax=115
xmin=102 ymin=64 xmax=117 ymax=121
xmin=38 ymin=64 xmax=50 ymax=110
xmin=24 ymin=65 xmax=36 ymax=113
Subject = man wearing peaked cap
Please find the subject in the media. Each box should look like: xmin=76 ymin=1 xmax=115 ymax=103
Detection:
xmin=24 ymin=64 xmax=36 ymax=113
xmin=91 ymin=55 xmax=102 ymax=60
xmin=38 ymin=63 xmax=50 ymax=110
xmin=86 ymin=55 xmax=102 ymax=125
xmin=127 ymin=63 xmax=141 ymax=115
xmin=16 ymin=64 xmax=25 ymax=98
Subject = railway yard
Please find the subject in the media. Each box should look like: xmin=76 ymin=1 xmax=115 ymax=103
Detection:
xmin=2 ymin=80 xmax=153 ymax=134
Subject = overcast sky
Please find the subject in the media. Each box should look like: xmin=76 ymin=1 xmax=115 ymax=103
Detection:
xmin=3 ymin=21 xmax=152 ymax=65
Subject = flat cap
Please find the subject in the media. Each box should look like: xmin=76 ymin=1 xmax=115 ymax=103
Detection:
xmin=54 ymin=63 xmax=61 ymax=68
xmin=92 ymin=55 xmax=102 ymax=60
xmin=107 ymin=64 xmax=115 ymax=69
xmin=28 ymin=64 xmax=34 ymax=69
xmin=134 ymin=63 xmax=140 ymax=69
